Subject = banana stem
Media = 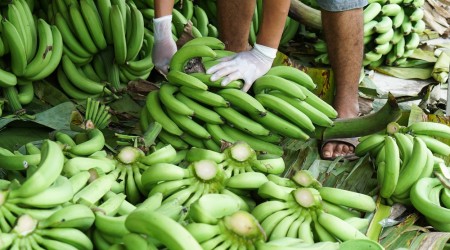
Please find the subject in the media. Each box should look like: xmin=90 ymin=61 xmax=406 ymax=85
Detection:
xmin=223 ymin=211 xmax=264 ymax=239
xmin=117 ymin=146 xmax=144 ymax=164
xmin=194 ymin=160 xmax=218 ymax=181
xmin=12 ymin=214 xmax=37 ymax=236
xmin=227 ymin=142 xmax=255 ymax=162
xmin=316 ymin=93 xmax=402 ymax=140
xmin=292 ymin=170 xmax=322 ymax=188
xmin=289 ymin=0 xmax=322 ymax=30
xmin=293 ymin=188 xmax=322 ymax=208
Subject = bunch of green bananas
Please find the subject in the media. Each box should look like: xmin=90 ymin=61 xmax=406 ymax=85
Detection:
xmin=250 ymin=170 xmax=376 ymax=243
xmin=0 ymin=205 xmax=95 ymax=249
xmin=47 ymin=0 xmax=154 ymax=100
xmin=140 ymin=37 xmax=337 ymax=156
xmin=0 ymin=0 xmax=63 ymax=113
xmin=314 ymin=0 xmax=425 ymax=67
xmin=140 ymin=141 xmax=285 ymax=211
xmin=355 ymin=121 xmax=450 ymax=204
xmin=410 ymin=174 xmax=450 ymax=232
xmin=91 ymin=191 xmax=185 ymax=249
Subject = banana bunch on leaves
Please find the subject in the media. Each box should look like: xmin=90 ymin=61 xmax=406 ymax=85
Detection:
xmin=314 ymin=0 xmax=426 ymax=67
xmin=410 ymin=171 xmax=450 ymax=232
xmin=141 ymin=37 xmax=338 ymax=156
xmin=0 ymin=0 xmax=63 ymax=113
xmin=90 ymin=191 xmax=186 ymax=249
xmin=140 ymin=141 xmax=285 ymax=212
xmin=0 ymin=140 xmax=97 ymax=249
xmin=48 ymin=0 xmax=154 ymax=100
xmin=251 ymin=170 xmax=378 ymax=244
xmin=355 ymin=121 xmax=450 ymax=205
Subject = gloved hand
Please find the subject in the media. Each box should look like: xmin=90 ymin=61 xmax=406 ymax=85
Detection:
xmin=206 ymin=44 xmax=277 ymax=92
xmin=152 ymin=15 xmax=177 ymax=75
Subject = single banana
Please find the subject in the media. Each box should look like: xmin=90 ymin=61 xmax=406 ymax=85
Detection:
xmin=110 ymin=4 xmax=127 ymax=64
xmin=63 ymin=156 xmax=116 ymax=177
xmin=166 ymin=108 xmax=212 ymax=139
xmin=393 ymin=132 xmax=413 ymax=164
xmin=73 ymin=169 xmax=120 ymax=205
xmin=169 ymin=44 xmax=216 ymax=72
xmin=217 ymin=88 xmax=267 ymax=116
xmin=317 ymin=212 xmax=368 ymax=241
xmin=410 ymin=177 xmax=450 ymax=223
xmin=363 ymin=2 xmax=382 ymax=23
xmin=183 ymin=36 xmax=225 ymax=50
xmin=221 ymin=124 xmax=284 ymax=156
xmin=145 ymin=90 xmax=183 ymax=136
xmin=214 ymin=106 xmax=271 ymax=136
xmin=265 ymin=65 xmax=316 ymax=90
xmin=80 ymin=0 xmax=107 ymax=50
xmin=179 ymin=86 xmax=229 ymax=107
xmin=22 ymin=19 xmax=53 ymax=79
xmin=253 ymin=75 xmax=306 ymax=100
xmin=61 ymin=55 xmax=109 ymax=95
xmin=318 ymin=187 xmax=376 ymax=212
xmin=392 ymin=137 xmax=427 ymax=196
xmin=38 ymin=203 xmax=95 ymax=230
xmin=159 ymin=83 xmax=195 ymax=116
xmin=380 ymin=136 xmax=400 ymax=198
xmin=9 ymin=176 xmax=73 ymax=208
xmin=268 ymin=91 xmax=333 ymax=127
xmin=69 ymin=4 xmax=98 ymax=54
xmin=125 ymin=210 xmax=203 ymax=250
xmin=189 ymin=72 xmax=243 ymax=89
xmin=158 ymin=130 xmax=190 ymax=150
xmin=225 ymin=172 xmax=268 ymax=189
xmin=250 ymin=111 xmax=310 ymax=140
xmin=9 ymin=140 xmax=64 ymax=199
xmin=68 ymin=128 xmax=105 ymax=156
xmin=2 ymin=19 xmax=27 ymax=76
xmin=166 ymin=69 xmax=209 ymax=91
xmin=407 ymin=122 xmax=450 ymax=139
xmin=256 ymin=93 xmax=315 ymax=132
xmin=175 ymin=92 xmax=224 ymax=124
xmin=374 ymin=16 xmax=393 ymax=33
xmin=36 ymin=228 xmax=93 ymax=250
xmin=140 ymin=144 xmax=177 ymax=166
xmin=188 ymin=193 xmax=243 ymax=224
xmin=125 ymin=5 xmax=144 ymax=61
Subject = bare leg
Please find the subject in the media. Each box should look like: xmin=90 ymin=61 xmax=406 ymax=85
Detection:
xmin=216 ymin=0 xmax=256 ymax=52
xmin=320 ymin=8 xmax=364 ymax=159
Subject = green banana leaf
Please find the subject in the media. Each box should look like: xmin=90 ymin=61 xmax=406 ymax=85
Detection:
xmin=374 ymin=67 xmax=433 ymax=80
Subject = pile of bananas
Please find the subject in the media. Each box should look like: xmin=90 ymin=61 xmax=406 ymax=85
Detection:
xmin=355 ymin=121 xmax=450 ymax=211
xmin=0 ymin=125 xmax=386 ymax=249
xmin=140 ymin=141 xmax=286 ymax=211
xmin=251 ymin=170 xmax=377 ymax=243
xmin=314 ymin=0 xmax=425 ymax=67
xmin=45 ymin=0 xmax=154 ymax=100
xmin=410 ymin=176 xmax=450 ymax=232
xmin=0 ymin=0 xmax=63 ymax=113
xmin=140 ymin=37 xmax=337 ymax=156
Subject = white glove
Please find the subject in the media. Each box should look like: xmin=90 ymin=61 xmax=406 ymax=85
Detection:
xmin=206 ymin=44 xmax=277 ymax=92
xmin=152 ymin=15 xmax=177 ymax=75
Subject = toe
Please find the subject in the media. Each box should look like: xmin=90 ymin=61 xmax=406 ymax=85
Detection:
xmin=322 ymin=142 xmax=337 ymax=159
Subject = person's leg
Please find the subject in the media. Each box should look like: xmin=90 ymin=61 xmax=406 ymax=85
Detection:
xmin=216 ymin=0 xmax=256 ymax=52
xmin=320 ymin=8 xmax=364 ymax=159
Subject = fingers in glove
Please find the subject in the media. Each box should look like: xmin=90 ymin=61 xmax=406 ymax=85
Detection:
xmin=220 ymin=71 xmax=242 ymax=87
xmin=207 ymin=62 xmax=238 ymax=81
xmin=241 ymin=80 xmax=253 ymax=93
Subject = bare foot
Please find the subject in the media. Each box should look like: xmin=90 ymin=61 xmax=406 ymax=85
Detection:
xmin=321 ymin=98 xmax=360 ymax=159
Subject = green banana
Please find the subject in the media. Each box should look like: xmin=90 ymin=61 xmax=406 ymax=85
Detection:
xmin=217 ymin=88 xmax=267 ymax=116
xmin=392 ymin=137 xmax=427 ymax=196
xmin=159 ymin=83 xmax=195 ymax=116
xmin=9 ymin=140 xmax=64 ymax=199
xmin=215 ymin=106 xmax=271 ymax=136
xmin=175 ymin=92 xmax=224 ymax=124
xmin=170 ymin=44 xmax=216 ymax=72
xmin=265 ymin=66 xmax=316 ymax=90
xmin=166 ymin=70 xmax=209 ymax=90
xmin=146 ymin=90 xmax=183 ymax=136
xmin=380 ymin=136 xmax=400 ymax=198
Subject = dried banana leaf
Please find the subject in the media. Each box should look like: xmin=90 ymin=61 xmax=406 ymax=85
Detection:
xmin=374 ymin=66 xmax=433 ymax=80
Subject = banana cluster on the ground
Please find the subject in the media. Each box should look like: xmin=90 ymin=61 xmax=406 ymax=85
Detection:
xmin=355 ymin=121 xmax=450 ymax=208
xmin=251 ymin=170 xmax=377 ymax=244
xmin=314 ymin=0 xmax=425 ymax=67
xmin=140 ymin=37 xmax=337 ymax=156
xmin=0 ymin=126 xmax=387 ymax=249
xmin=0 ymin=0 xmax=63 ymax=113
xmin=46 ymin=0 xmax=155 ymax=100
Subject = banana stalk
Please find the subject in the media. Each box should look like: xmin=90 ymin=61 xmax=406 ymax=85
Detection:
xmin=315 ymin=93 xmax=402 ymax=140
xmin=289 ymin=0 xmax=322 ymax=30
